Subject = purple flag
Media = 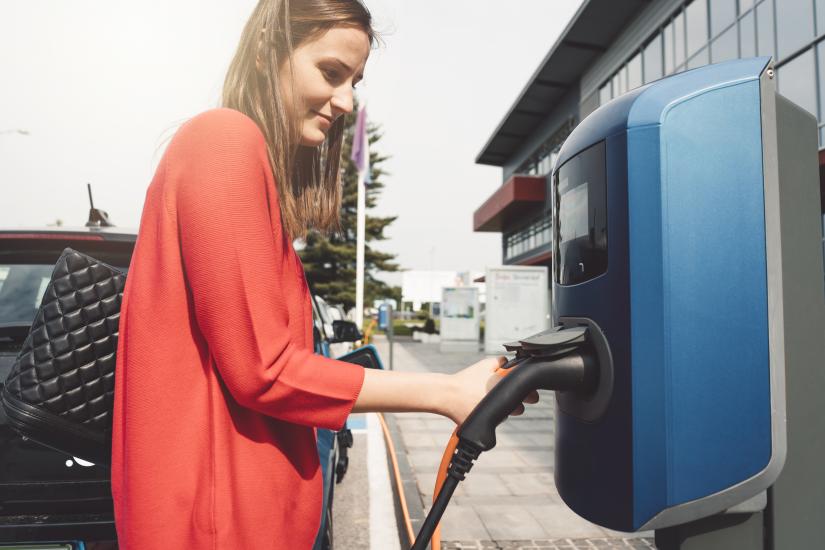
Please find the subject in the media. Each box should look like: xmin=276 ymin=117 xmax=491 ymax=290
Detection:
xmin=350 ymin=106 xmax=370 ymax=183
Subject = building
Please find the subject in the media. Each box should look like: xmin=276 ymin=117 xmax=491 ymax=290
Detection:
xmin=400 ymin=270 xmax=485 ymax=311
xmin=473 ymin=0 xmax=825 ymax=278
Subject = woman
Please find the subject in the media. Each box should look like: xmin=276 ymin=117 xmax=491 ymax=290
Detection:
xmin=111 ymin=1 xmax=534 ymax=548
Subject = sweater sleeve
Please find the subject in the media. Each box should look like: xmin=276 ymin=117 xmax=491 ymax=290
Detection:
xmin=169 ymin=109 xmax=364 ymax=430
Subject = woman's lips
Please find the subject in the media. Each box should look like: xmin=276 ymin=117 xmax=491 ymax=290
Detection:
xmin=313 ymin=111 xmax=333 ymax=128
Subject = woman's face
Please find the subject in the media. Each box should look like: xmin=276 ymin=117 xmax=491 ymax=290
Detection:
xmin=279 ymin=25 xmax=370 ymax=147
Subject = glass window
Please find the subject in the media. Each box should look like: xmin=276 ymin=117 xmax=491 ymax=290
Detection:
xmin=664 ymin=23 xmax=675 ymax=74
xmin=740 ymin=11 xmax=756 ymax=59
xmin=675 ymin=11 xmax=687 ymax=67
xmin=777 ymin=0 xmax=814 ymax=60
xmin=711 ymin=23 xmax=739 ymax=62
xmin=600 ymin=82 xmax=612 ymax=105
xmin=739 ymin=0 xmax=755 ymax=13
xmin=778 ymin=48 xmax=817 ymax=116
xmin=0 ymin=264 xmax=55 ymax=324
xmin=644 ymin=34 xmax=664 ymax=83
xmin=620 ymin=65 xmax=628 ymax=94
xmin=686 ymin=0 xmax=709 ymax=58
xmin=628 ymin=52 xmax=643 ymax=90
xmin=540 ymin=153 xmax=553 ymax=175
xmin=756 ymin=0 xmax=775 ymax=59
xmin=818 ymin=0 xmax=825 ymax=36
xmin=612 ymin=65 xmax=628 ymax=97
xmin=688 ymin=47 xmax=710 ymax=69
xmin=711 ymin=0 xmax=737 ymax=37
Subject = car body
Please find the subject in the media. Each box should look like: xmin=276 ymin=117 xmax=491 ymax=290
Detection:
xmin=0 ymin=227 xmax=347 ymax=549
xmin=313 ymin=295 xmax=353 ymax=359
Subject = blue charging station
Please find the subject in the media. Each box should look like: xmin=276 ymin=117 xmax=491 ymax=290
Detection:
xmin=412 ymin=55 xmax=825 ymax=550
xmin=410 ymin=56 xmax=824 ymax=550
xmin=550 ymin=56 xmax=825 ymax=537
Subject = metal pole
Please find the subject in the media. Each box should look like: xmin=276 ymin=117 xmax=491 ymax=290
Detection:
xmin=388 ymin=303 xmax=394 ymax=371
xmin=355 ymin=170 xmax=366 ymax=330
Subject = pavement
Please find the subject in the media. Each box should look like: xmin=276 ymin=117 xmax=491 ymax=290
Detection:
xmin=333 ymin=430 xmax=371 ymax=549
xmin=365 ymin=334 xmax=656 ymax=550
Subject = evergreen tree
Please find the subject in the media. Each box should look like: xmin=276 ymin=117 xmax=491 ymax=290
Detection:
xmin=299 ymin=107 xmax=400 ymax=312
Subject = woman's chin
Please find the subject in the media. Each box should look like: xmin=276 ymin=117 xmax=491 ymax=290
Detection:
xmin=299 ymin=129 xmax=327 ymax=147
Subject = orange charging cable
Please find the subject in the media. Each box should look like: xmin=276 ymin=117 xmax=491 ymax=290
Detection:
xmin=430 ymin=366 xmax=512 ymax=549
xmin=377 ymin=364 xmax=513 ymax=549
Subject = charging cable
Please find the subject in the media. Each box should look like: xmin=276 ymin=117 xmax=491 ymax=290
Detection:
xmin=428 ymin=358 xmax=524 ymax=549
xmin=411 ymin=327 xmax=598 ymax=550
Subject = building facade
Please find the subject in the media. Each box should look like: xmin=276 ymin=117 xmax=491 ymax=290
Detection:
xmin=474 ymin=0 xmax=825 ymax=276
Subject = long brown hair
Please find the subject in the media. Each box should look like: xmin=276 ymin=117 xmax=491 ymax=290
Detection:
xmin=222 ymin=0 xmax=375 ymax=240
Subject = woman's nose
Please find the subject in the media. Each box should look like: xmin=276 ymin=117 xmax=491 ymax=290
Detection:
xmin=330 ymin=87 xmax=354 ymax=118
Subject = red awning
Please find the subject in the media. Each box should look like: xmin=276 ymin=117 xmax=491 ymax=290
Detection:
xmin=473 ymin=175 xmax=546 ymax=232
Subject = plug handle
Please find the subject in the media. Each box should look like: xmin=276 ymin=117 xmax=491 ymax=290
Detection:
xmin=458 ymin=350 xmax=597 ymax=452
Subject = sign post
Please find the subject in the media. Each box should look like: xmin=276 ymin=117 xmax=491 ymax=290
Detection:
xmin=378 ymin=302 xmax=394 ymax=370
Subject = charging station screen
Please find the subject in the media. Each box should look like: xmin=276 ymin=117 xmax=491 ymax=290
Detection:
xmin=560 ymin=183 xmax=589 ymax=244
xmin=554 ymin=141 xmax=607 ymax=285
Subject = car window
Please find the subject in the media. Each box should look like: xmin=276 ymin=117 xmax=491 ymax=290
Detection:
xmin=309 ymin=294 xmax=328 ymax=340
xmin=0 ymin=264 xmax=55 ymax=325
xmin=327 ymin=306 xmax=342 ymax=322
xmin=0 ymin=238 xmax=134 ymax=329
xmin=315 ymin=296 xmax=333 ymax=326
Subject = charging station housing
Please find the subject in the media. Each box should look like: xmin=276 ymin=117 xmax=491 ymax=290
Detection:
xmin=550 ymin=57 xmax=803 ymax=531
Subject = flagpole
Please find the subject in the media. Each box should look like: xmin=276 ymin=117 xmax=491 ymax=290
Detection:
xmin=355 ymin=168 xmax=366 ymax=330
xmin=351 ymin=103 xmax=369 ymax=331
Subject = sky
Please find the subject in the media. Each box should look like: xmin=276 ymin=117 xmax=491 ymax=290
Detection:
xmin=0 ymin=0 xmax=583 ymax=281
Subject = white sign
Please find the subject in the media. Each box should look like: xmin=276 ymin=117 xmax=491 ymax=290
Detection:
xmin=401 ymin=270 xmax=484 ymax=305
xmin=440 ymin=287 xmax=480 ymax=342
xmin=484 ymin=266 xmax=550 ymax=354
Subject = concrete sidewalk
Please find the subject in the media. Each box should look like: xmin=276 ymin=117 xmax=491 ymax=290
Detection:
xmin=373 ymin=335 xmax=655 ymax=550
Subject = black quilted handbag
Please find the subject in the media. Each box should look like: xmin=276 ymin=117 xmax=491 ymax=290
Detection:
xmin=1 ymin=248 xmax=125 ymax=465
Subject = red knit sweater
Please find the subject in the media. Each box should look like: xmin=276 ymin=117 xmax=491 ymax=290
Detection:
xmin=111 ymin=108 xmax=365 ymax=549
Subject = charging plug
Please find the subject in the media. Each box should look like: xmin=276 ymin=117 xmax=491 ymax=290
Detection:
xmin=410 ymin=326 xmax=600 ymax=550
xmin=458 ymin=331 xmax=598 ymax=453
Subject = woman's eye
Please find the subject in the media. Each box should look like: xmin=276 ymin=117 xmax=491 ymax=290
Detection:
xmin=322 ymin=68 xmax=339 ymax=82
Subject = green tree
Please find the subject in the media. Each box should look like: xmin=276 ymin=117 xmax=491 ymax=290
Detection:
xmin=299 ymin=108 xmax=400 ymax=312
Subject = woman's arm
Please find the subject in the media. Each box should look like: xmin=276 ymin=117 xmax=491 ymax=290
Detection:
xmin=353 ymin=355 xmax=536 ymax=425
xmin=173 ymin=110 xmax=365 ymax=430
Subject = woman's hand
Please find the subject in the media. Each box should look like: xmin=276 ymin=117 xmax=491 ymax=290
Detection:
xmin=352 ymin=356 xmax=539 ymax=424
xmin=441 ymin=356 xmax=540 ymax=425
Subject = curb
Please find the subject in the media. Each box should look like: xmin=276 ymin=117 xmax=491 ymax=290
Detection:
xmin=383 ymin=412 xmax=430 ymax=549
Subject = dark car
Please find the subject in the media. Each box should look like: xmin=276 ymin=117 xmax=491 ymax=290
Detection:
xmin=0 ymin=226 xmax=351 ymax=549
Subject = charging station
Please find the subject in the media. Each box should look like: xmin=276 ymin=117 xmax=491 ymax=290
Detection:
xmin=550 ymin=57 xmax=825 ymax=547
xmin=411 ymin=57 xmax=825 ymax=550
